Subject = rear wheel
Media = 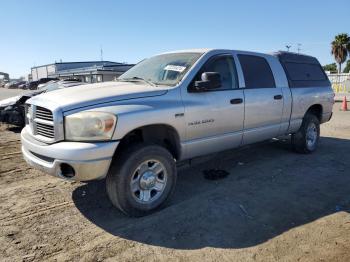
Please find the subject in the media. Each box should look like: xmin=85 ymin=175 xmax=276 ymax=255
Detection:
xmin=291 ymin=113 xmax=320 ymax=153
xmin=106 ymin=144 xmax=177 ymax=217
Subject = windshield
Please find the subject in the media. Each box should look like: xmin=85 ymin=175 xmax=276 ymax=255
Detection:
xmin=119 ymin=52 xmax=203 ymax=86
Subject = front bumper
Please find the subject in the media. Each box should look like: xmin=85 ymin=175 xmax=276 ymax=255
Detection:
xmin=21 ymin=127 xmax=119 ymax=181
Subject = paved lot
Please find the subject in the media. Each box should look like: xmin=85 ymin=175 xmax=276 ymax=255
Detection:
xmin=0 ymin=88 xmax=30 ymax=100
xmin=0 ymin=103 xmax=349 ymax=261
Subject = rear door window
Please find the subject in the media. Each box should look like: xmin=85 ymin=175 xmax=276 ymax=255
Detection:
xmin=238 ymin=55 xmax=276 ymax=88
xmin=284 ymin=62 xmax=327 ymax=81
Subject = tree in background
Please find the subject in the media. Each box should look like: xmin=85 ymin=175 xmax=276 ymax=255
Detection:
xmin=331 ymin=33 xmax=350 ymax=73
xmin=344 ymin=60 xmax=350 ymax=73
xmin=323 ymin=63 xmax=337 ymax=73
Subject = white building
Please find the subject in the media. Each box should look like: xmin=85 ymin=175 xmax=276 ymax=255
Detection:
xmin=31 ymin=61 xmax=134 ymax=83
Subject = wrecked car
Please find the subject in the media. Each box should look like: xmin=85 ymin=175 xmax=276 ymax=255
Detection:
xmin=0 ymin=80 xmax=83 ymax=127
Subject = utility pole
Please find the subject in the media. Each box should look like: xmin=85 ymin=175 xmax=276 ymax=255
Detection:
xmin=297 ymin=43 xmax=302 ymax=54
xmin=286 ymin=45 xmax=292 ymax=52
xmin=100 ymin=45 xmax=103 ymax=61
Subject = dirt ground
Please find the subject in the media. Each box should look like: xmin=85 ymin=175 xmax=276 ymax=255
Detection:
xmin=0 ymin=102 xmax=350 ymax=262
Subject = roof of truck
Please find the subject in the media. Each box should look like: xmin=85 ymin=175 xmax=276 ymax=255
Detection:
xmin=161 ymin=48 xmax=213 ymax=54
xmin=159 ymin=48 xmax=326 ymax=71
xmin=161 ymin=48 xmax=280 ymax=58
xmin=273 ymin=51 xmax=320 ymax=64
xmin=163 ymin=48 xmax=270 ymax=53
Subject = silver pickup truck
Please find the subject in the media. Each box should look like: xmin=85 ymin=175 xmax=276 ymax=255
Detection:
xmin=21 ymin=49 xmax=334 ymax=216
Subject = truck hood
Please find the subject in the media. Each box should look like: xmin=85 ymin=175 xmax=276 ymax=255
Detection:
xmin=27 ymin=81 xmax=168 ymax=111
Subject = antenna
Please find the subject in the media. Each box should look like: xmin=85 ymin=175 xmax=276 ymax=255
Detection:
xmin=297 ymin=43 xmax=302 ymax=54
xmin=100 ymin=45 xmax=103 ymax=61
xmin=285 ymin=45 xmax=292 ymax=52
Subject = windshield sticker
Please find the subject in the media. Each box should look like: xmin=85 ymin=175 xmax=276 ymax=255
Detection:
xmin=164 ymin=65 xmax=186 ymax=73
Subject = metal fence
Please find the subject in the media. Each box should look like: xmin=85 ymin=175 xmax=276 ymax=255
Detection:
xmin=327 ymin=73 xmax=350 ymax=93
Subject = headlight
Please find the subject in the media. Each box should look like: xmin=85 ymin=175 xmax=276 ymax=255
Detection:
xmin=65 ymin=111 xmax=117 ymax=141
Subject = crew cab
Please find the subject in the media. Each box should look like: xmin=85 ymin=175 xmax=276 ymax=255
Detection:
xmin=21 ymin=49 xmax=334 ymax=216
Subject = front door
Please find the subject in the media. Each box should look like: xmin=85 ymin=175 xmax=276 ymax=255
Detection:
xmin=181 ymin=54 xmax=245 ymax=159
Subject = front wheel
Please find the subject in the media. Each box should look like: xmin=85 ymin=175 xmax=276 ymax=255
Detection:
xmin=291 ymin=113 xmax=320 ymax=153
xmin=106 ymin=144 xmax=177 ymax=217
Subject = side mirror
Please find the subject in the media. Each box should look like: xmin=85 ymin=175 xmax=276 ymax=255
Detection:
xmin=194 ymin=72 xmax=221 ymax=91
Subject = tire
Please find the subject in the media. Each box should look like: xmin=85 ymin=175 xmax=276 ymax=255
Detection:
xmin=291 ymin=113 xmax=320 ymax=154
xmin=106 ymin=143 xmax=177 ymax=217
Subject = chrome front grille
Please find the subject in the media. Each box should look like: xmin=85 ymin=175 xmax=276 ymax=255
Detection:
xmin=34 ymin=106 xmax=54 ymax=139
xmin=27 ymin=104 xmax=56 ymax=141
xmin=35 ymin=106 xmax=53 ymax=122
xmin=25 ymin=105 xmax=29 ymax=125
xmin=36 ymin=122 xmax=55 ymax=138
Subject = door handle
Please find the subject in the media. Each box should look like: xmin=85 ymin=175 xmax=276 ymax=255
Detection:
xmin=230 ymin=98 xmax=243 ymax=104
xmin=274 ymin=95 xmax=283 ymax=100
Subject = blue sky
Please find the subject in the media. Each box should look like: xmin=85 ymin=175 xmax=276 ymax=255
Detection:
xmin=0 ymin=0 xmax=348 ymax=78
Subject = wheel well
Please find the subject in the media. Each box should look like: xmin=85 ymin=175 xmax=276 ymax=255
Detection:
xmin=115 ymin=125 xmax=181 ymax=160
xmin=306 ymin=104 xmax=322 ymax=121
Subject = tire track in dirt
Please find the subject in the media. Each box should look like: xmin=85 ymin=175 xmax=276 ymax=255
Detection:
xmin=0 ymin=151 xmax=22 ymax=161
xmin=0 ymin=140 xmax=21 ymax=144
xmin=0 ymin=167 xmax=31 ymax=176
xmin=0 ymin=201 xmax=74 ymax=224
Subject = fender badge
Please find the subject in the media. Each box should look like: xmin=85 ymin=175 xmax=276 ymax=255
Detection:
xmin=175 ymin=113 xmax=184 ymax=118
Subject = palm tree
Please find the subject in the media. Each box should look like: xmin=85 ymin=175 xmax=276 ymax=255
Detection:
xmin=331 ymin=33 xmax=350 ymax=73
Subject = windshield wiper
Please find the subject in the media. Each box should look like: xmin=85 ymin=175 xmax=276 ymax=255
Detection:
xmin=119 ymin=77 xmax=156 ymax=87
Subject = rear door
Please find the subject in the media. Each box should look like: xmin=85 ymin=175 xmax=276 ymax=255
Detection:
xmin=237 ymin=54 xmax=284 ymax=144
